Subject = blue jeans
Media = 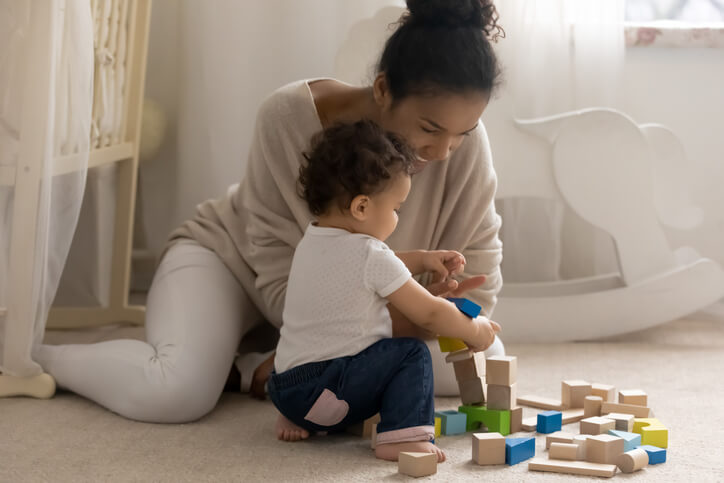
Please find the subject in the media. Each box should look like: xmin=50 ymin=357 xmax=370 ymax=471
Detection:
xmin=268 ymin=337 xmax=435 ymax=444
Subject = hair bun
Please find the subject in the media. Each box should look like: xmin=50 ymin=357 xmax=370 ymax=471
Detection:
xmin=405 ymin=0 xmax=503 ymax=40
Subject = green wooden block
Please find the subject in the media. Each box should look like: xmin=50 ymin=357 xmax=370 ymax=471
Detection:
xmin=458 ymin=405 xmax=511 ymax=435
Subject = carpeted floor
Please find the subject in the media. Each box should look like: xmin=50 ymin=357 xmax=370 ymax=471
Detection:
xmin=2 ymin=304 xmax=723 ymax=482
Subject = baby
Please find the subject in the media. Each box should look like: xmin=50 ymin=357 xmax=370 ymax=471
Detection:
xmin=268 ymin=120 xmax=501 ymax=462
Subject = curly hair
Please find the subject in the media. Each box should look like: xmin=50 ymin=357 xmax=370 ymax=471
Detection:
xmin=298 ymin=120 xmax=416 ymax=217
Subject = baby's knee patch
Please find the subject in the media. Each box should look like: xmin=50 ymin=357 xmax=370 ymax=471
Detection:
xmin=304 ymin=388 xmax=349 ymax=426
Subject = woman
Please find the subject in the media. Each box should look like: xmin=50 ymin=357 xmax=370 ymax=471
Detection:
xmin=36 ymin=0 xmax=505 ymax=423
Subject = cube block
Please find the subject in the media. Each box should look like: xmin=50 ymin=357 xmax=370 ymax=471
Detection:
xmin=447 ymin=297 xmax=482 ymax=318
xmin=561 ymin=380 xmax=592 ymax=409
xmin=459 ymin=377 xmax=486 ymax=405
xmin=580 ymin=416 xmax=616 ymax=435
xmin=472 ymin=432 xmax=506 ymax=465
xmin=434 ymin=410 xmax=467 ymax=435
xmin=618 ymin=389 xmax=648 ymax=407
xmin=591 ymin=383 xmax=616 ymax=402
xmin=586 ymin=434 xmax=625 ymax=465
xmin=603 ymin=412 xmax=635 ymax=432
xmin=486 ymin=356 xmax=517 ymax=386
xmin=438 ymin=337 xmax=467 ymax=353
xmin=487 ymin=383 xmax=517 ymax=410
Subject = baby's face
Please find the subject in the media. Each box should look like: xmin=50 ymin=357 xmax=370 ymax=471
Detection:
xmin=363 ymin=173 xmax=411 ymax=242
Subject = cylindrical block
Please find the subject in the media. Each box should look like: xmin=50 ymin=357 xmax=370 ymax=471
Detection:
xmin=584 ymin=395 xmax=603 ymax=417
xmin=549 ymin=442 xmax=578 ymax=460
xmin=617 ymin=448 xmax=649 ymax=473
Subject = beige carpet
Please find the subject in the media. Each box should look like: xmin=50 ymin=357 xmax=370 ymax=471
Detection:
xmin=2 ymin=306 xmax=724 ymax=482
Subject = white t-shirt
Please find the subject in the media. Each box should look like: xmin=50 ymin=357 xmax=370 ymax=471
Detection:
xmin=274 ymin=223 xmax=412 ymax=373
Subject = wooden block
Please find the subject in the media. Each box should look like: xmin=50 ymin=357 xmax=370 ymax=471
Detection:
xmin=550 ymin=442 xmax=579 ymax=460
xmin=346 ymin=413 xmax=381 ymax=437
xmin=601 ymin=402 xmax=652 ymax=419
xmin=608 ymin=429 xmax=641 ymax=452
xmin=459 ymin=377 xmax=486 ymax=405
xmin=438 ymin=337 xmax=467 ymax=353
xmin=434 ymin=410 xmax=467 ymax=435
xmin=586 ymin=434 xmax=625 ymax=465
xmin=580 ymin=416 xmax=616 ymax=435
xmin=447 ymin=297 xmax=482 ymax=318
xmin=510 ymin=406 xmax=523 ymax=433
xmin=583 ymin=395 xmax=603 ymax=417
xmin=505 ymin=437 xmax=536 ymax=465
xmin=591 ymin=383 xmax=616 ymax=402
xmin=453 ymin=351 xmax=485 ymax=381
xmin=371 ymin=423 xmax=378 ymax=449
xmin=522 ymin=415 xmax=537 ymax=432
xmin=603 ymin=412 xmax=634 ymax=432
xmin=434 ymin=417 xmax=441 ymax=438
xmin=573 ymin=435 xmax=589 ymax=460
xmin=445 ymin=348 xmax=474 ymax=363
xmin=561 ymin=380 xmax=592 ymax=409
xmin=487 ymin=383 xmax=517 ymax=410
xmin=486 ymin=356 xmax=517 ymax=386
xmin=618 ymin=389 xmax=648 ymax=407
xmin=537 ymin=410 xmax=562 ymax=434
xmin=472 ymin=432 xmax=506 ymax=465
xmin=633 ymin=418 xmax=669 ymax=448
xmin=561 ymin=408 xmax=586 ymax=424
xmin=398 ymin=452 xmax=437 ymax=477
xmin=636 ymin=444 xmax=666 ymax=464
xmin=546 ymin=431 xmax=575 ymax=449
xmin=458 ymin=405 xmax=511 ymax=435
xmin=617 ymin=448 xmax=649 ymax=473
xmin=517 ymin=394 xmax=563 ymax=411
xmin=528 ymin=458 xmax=617 ymax=477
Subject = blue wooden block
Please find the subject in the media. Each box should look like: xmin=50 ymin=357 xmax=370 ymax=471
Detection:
xmin=447 ymin=297 xmax=482 ymax=318
xmin=636 ymin=445 xmax=667 ymax=464
xmin=505 ymin=437 xmax=535 ymax=465
xmin=536 ymin=410 xmax=562 ymax=434
xmin=609 ymin=429 xmax=642 ymax=452
xmin=434 ymin=410 xmax=467 ymax=435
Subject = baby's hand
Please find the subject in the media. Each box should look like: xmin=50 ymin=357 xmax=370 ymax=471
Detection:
xmin=423 ymin=250 xmax=466 ymax=283
xmin=465 ymin=316 xmax=501 ymax=352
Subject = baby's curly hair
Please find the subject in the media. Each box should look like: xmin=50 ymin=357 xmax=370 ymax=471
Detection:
xmin=298 ymin=120 xmax=416 ymax=216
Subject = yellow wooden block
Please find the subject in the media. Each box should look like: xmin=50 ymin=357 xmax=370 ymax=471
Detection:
xmin=435 ymin=417 xmax=441 ymax=438
xmin=633 ymin=418 xmax=668 ymax=448
xmin=438 ymin=337 xmax=467 ymax=352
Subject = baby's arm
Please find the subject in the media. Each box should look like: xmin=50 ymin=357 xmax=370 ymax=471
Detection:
xmin=386 ymin=278 xmax=499 ymax=351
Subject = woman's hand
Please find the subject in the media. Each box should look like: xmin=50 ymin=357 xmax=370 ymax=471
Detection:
xmin=423 ymin=250 xmax=466 ymax=283
xmin=427 ymin=274 xmax=487 ymax=299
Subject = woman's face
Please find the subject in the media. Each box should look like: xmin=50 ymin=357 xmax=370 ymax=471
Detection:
xmin=374 ymin=76 xmax=489 ymax=170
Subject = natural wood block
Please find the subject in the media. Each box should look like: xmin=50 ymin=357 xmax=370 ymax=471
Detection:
xmin=398 ymin=452 xmax=437 ymax=477
xmin=371 ymin=424 xmax=378 ymax=449
xmin=586 ymin=434 xmax=625 ymax=465
xmin=591 ymin=383 xmax=616 ymax=402
xmin=546 ymin=431 xmax=575 ymax=449
xmin=487 ymin=383 xmax=517 ymax=410
xmin=601 ymin=402 xmax=652 ymax=419
xmin=510 ymin=406 xmax=523 ymax=433
xmin=561 ymin=380 xmax=592 ymax=409
xmin=617 ymin=448 xmax=649 ymax=473
xmin=459 ymin=377 xmax=486 ymax=405
xmin=346 ymin=413 xmax=381 ymax=437
xmin=472 ymin=432 xmax=506 ymax=465
xmin=603 ymin=412 xmax=634 ymax=432
xmin=486 ymin=356 xmax=517 ymax=386
xmin=573 ymin=435 xmax=589 ymax=460
xmin=584 ymin=395 xmax=603 ymax=417
xmin=522 ymin=415 xmax=537 ymax=432
xmin=528 ymin=458 xmax=617 ymax=477
xmin=517 ymin=394 xmax=563 ymax=410
xmin=561 ymin=408 xmax=586 ymax=424
xmin=580 ymin=416 xmax=616 ymax=435
xmin=453 ymin=351 xmax=486 ymax=381
xmin=550 ymin=442 xmax=579 ymax=460
xmin=618 ymin=389 xmax=648 ymax=407
xmin=445 ymin=348 xmax=474 ymax=363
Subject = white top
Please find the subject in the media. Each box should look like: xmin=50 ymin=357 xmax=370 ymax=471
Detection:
xmin=274 ymin=223 xmax=411 ymax=373
xmin=167 ymin=79 xmax=502 ymax=330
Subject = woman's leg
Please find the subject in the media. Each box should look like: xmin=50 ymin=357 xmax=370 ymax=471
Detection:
xmin=426 ymin=334 xmax=505 ymax=396
xmin=34 ymin=241 xmax=264 ymax=423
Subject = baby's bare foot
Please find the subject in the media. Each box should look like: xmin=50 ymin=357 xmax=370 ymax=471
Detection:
xmin=375 ymin=441 xmax=446 ymax=462
xmin=275 ymin=413 xmax=310 ymax=441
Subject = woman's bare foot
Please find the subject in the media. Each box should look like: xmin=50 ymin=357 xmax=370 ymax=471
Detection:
xmin=375 ymin=441 xmax=446 ymax=462
xmin=275 ymin=413 xmax=310 ymax=441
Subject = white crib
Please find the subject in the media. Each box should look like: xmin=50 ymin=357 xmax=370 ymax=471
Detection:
xmin=0 ymin=0 xmax=151 ymax=398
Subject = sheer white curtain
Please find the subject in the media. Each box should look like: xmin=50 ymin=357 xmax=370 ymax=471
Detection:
xmin=493 ymin=0 xmax=626 ymax=283
xmin=0 ymin=0 xmax=93 ymax=377
xmin=139 ymin=0 xmax=405 ymax=258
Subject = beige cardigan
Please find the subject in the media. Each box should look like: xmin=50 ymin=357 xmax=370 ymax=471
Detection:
xmin=168 ymin=79 xmax=503 ymax=329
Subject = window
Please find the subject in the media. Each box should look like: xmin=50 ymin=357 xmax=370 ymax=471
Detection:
xmin=626 ymin=0 xmax=724 ymax=22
